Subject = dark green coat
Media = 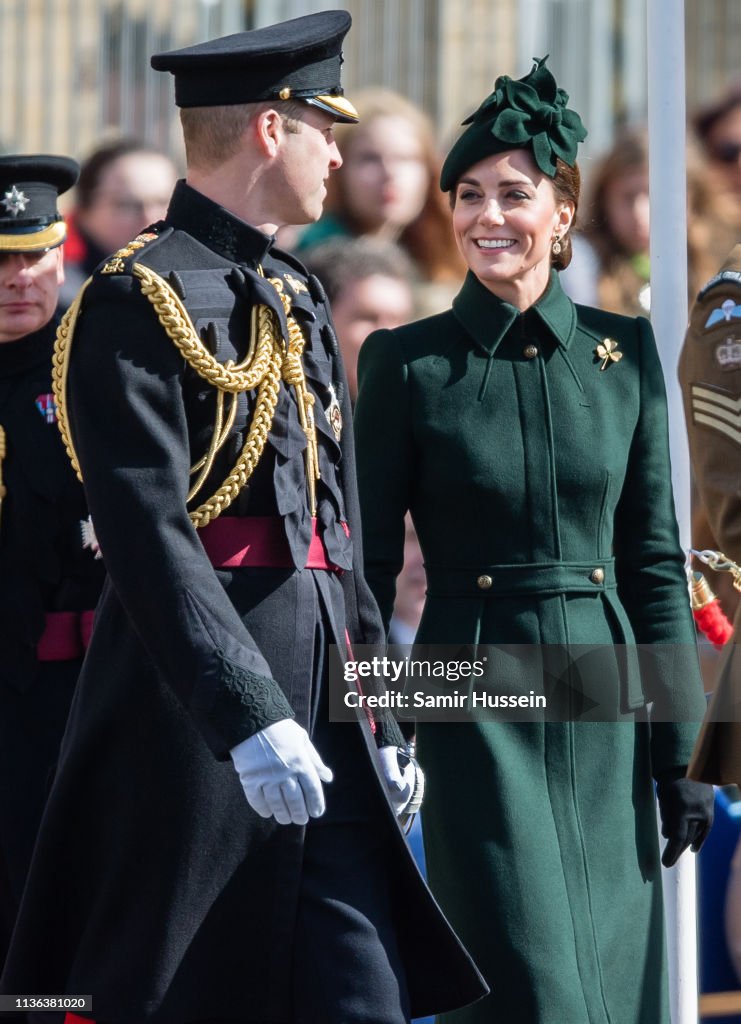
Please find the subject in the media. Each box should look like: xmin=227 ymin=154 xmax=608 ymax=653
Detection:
xmin=355 ymin=270 xmax=707 ymax=1024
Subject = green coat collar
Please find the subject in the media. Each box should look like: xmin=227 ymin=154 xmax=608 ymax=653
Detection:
xmin=452 ymin=269 xmax=577 ymax=356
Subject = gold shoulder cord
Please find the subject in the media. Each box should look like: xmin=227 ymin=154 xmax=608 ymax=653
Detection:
xmin=53 ymin=265 xmax=320 ymax=527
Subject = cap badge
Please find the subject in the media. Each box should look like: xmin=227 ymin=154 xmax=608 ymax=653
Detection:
xmin=2 ymin=185 xmax=28 ymax=217
xmin=595 ymin=338 xmax=622 ymax=371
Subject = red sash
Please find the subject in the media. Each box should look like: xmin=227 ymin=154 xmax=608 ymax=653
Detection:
xmin=37 ymin=610 xmax=95 ymax=662
xmin=199 ymin=515 xmax=348 ymax=571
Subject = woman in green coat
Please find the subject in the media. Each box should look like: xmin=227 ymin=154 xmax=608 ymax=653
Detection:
xmin=354 ymin=59 xmax=715 ymax=1024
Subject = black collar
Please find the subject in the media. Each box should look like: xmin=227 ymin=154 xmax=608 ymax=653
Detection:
xmin=166 ymin=180 xmax=275 ymax=265
xmin=0 ymin=319 xmax=56 ymax=379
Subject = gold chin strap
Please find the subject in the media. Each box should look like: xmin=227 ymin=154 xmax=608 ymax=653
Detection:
xmin=53 ymin=265 xmax=320 ymax=528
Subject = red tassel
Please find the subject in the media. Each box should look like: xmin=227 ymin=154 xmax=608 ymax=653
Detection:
xmin=690 ymin=572 xmax=734 ymax=647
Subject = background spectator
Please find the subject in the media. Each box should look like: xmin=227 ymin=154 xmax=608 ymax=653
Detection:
xmin=296 ymin=88 xmax=466 ymax=315
xmin=563 ymin=125 xmax=734 ymax=317
xmin=60 ymin=138 xmax=177 ymax=307
xmin=303 ymin=236 xmax=415 ymax=402
xmin=694 ymin=83 xmax=741 ymax=210
xmin=303 ymin=237 xmax=425 ymax=646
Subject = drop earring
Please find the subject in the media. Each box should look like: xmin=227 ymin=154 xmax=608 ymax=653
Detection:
xmin=551 ymin=236 xmax=562 ymax=256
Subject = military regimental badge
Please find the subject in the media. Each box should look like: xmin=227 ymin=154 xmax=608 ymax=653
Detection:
xmin=283 ymin=273 xmax=309 ymax=295
xmin=705 ymin=298 xmax=741 ymax=329
xmin=595 ymin=338 xmax=622 ymax=371
xmin=325 ymin=382 xmax=342 ymax=441
xmin=714 ymin=335 xmax=741 ymax=371
xmin=2 ymin=185 xmax=27 ymax=217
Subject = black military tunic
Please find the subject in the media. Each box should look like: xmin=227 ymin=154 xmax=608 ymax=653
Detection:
xmin=0 ymin=320 xmax=104 ymax=968
xmin=0 ymin=183 xmax=485 ymax=1023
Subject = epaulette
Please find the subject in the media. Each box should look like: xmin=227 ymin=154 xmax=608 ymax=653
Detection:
xmin=697 ymin=268 xmax=741 ymax=301
xmin=98 ymin=227 xmax=166 ymax=276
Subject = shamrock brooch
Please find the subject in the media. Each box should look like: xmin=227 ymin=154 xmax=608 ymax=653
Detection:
xmin=595 ymin=338 xmax=622 ymax=371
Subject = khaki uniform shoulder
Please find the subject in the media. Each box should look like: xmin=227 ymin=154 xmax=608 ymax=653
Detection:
xmin=681 ymin=244 xmax=741 ymax=450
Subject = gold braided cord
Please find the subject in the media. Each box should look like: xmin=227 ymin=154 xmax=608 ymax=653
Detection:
xmin=188 ymin=307 xmax=259 ymax=483
xmin=133 ymin=263 xmax=277 ymax=393
xmin=51 ymin=261 xmax=320 ymax=529
xmin=187 ymin=316 xmax=282 ymax=527
xmin=187 ymin=385 xmax=229 ymax=502
xmin=267 ymin=278 xmax=321 ymax=513
xmin=52 ymin=277 xmax=93 ymax=485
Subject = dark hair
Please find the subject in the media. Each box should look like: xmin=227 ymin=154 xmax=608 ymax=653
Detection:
xmin=302 ymin=237 xmax=415 ymax=305
xmin=76 ymin=138 xmax=172 ymax=209
xmin=550 ymin=159 xmax=580 ymax=270
xmin=693 ymin=84 xmax=741 ymax=146
xmin=580 ymin=124 xmax=733 ymax=314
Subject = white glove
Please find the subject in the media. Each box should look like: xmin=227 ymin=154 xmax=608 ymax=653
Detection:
xmin=377 ymin=745 xmax=416 ymax=816
xmin=230 ymin=719 xmax=333 ymax=826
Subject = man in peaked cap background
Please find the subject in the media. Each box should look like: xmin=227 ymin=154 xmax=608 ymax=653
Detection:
xmin=0 ymin=12 xmax=486 ymax=1024
xmin=0 ymin=155 xmax=105 ymax=1020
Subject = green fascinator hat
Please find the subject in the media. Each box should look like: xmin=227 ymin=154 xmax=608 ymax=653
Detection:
xmin=440 ymin=56 xmax=587 ymax=191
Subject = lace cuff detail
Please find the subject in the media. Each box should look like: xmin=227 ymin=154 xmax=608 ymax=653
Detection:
xmin=205 ymin=650 xmax=295 ymax=752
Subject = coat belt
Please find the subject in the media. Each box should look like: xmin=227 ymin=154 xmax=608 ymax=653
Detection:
xmin=37 ymin=610 xmax=95 ymax=662
xmin=199 ymin=515 xmax=349 ymax=571
xmin=425 ymin=559 xmax=617 ymax=598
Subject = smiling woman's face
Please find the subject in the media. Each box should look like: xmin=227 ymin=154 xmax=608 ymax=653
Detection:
xmin=451 ymin=148 xmax=574 ymax=310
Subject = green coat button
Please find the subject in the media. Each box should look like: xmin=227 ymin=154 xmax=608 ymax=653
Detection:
xmin=477 ymin=574 xmax=493 ymax=590
xmin=523 ymin=345 xmax=539 ymax=359
xmin=590 ymin=567 xmax=605 ymax=584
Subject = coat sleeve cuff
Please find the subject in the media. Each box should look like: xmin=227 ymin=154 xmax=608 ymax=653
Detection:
xmin=374 ymin=714 xmax=406 ymax=749
xmin=199 ymin=650 xmax=295 ymax=758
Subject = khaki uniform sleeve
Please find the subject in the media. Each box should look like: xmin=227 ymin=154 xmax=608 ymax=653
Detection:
xmin=679 ymin=245 xmax=741 ymax=559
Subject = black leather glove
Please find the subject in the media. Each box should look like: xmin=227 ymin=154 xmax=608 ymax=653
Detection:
xmin=655 ymin=767 xmax=715 ymax=868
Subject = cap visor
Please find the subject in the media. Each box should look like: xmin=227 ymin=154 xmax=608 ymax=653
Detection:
xmin=0 ymin=221 xmax=67 ymax=253
xmin=307 ymin=94 xmax=359 ymax=123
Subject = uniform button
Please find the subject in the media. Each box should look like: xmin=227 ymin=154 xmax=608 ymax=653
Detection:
xmin=590 ymin=568 xmax=605 ymax=584
xmin=523 ymin=344 xmax=539 ymax=359
xmin=477 ymin=574 xmax=493 ymax=590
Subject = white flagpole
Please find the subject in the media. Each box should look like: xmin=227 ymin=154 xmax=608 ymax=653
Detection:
xmin=646 ymin=3 xmax=699 ymax=1024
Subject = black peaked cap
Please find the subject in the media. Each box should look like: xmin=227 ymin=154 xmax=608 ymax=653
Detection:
xmin=0 ymin=154 xmax=79 ymax=252
xmin=151 ymin=10 xmax=358 ymax=121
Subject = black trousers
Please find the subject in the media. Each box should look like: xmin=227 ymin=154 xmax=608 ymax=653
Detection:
xmin=69 ymin=600 xmax=411 ymax=1024
xmin=282 ymin=611 xmax=410 ymax=1024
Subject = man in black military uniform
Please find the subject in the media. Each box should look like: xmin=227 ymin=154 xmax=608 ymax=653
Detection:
xmin=0 ymin=12 xmax=486 ymax=1024
xmin=0 ymin=156 xmax=105 ymax=984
